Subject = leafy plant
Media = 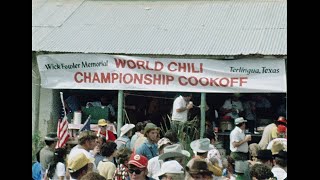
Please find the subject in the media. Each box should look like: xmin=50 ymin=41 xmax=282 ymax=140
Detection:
xmin=32 ymin=131 xmax=44 ymax=162
xmin=160 ymin=115 xmax=200 ymax=166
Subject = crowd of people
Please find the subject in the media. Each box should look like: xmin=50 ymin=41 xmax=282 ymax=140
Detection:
xmin=32 ymin=92 xmax=287 ymax=180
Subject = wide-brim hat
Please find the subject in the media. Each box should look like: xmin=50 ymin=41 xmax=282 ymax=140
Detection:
xmin=190 ymin=138 xmax=214 ymax=153
xmin=68 ymin=153 xmax=92 ymax=173
xmin=154 ymin=160 xmax=184 ymax=177
xmin=271 ymin=141 xmax=285 ymax=155
xmin=144 ymin=123 xmax=160 ymax=136
xmin=159 ymin=144 xmax=190 ymax=161
xmin=44 ymin=132 xmax=58 ymax=141
xmin=234 ymin=117 xmax=247 ymax=125
xmin=120 ymin=124 xmax=135 ymax=137
xmin=98 ymin=119 xmax=108 ymax=126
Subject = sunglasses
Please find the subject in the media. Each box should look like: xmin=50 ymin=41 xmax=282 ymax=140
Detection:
xmin=128 ymin=168 xmax=143 ymax=174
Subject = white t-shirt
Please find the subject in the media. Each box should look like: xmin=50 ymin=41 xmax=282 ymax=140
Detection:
xmin=172 ymin=96 xmax=188 ymax=122
xmin=230 ymin=126 xmax=248 ymax=153
xmin=272 ymin=166 xmax=287 ymax=180
xmin=147 ymin=156 xmax=161 ymax=180
xmin=50 ymin=162 xmax=66 ymax=180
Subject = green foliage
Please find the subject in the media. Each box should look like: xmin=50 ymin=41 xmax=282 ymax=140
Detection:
xmin=160 ymin=115 xmax=201 ymax=166
xmin=32 ymin=131 xmax=44 ymax=162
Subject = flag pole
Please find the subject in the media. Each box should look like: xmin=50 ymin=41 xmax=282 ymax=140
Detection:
xmin=60 ymin=92 xmax=67 ymax=117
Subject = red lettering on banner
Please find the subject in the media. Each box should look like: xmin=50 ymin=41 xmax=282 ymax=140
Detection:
xmin=168 ymin=62 xmax=177 ymax=72
xmin=74 ymin=72 xmax=83 ymax=83
xmin=114 ymin=58 xmax=164 ymax=71
xmin=92 ymin=73 xmax=101 ymax=83
xmin=83 ymin=72 xmax=91 ymax=83
xmin=167 ymin=62 xmax=203 ymax=73
xmin=240 ymin=77 xmax=248 ymax=86
xmin=178 ymin=76 xmax=188 ymax=86
xmin=144 ymin=74 xmax=152 ymax=84
xmin=166 ymin=76 xmax=174 ymax=85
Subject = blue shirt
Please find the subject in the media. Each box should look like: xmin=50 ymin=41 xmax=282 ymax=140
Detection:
xmin=135 ymin=140 xmax=158 ymax=160
xmin=32 ymin=162 xmax=42 ymax=180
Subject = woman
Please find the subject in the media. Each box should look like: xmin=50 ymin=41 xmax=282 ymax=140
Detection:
xmin=45 ymin=148 xmax=67 ymax=180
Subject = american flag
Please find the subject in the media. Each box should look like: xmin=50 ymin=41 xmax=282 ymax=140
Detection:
xmin=56 ymin=116 xmax=70 ymax=148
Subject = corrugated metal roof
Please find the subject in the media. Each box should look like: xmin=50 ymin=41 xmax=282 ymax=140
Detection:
xmin=32 ymin=0 xmax=287 ymax=55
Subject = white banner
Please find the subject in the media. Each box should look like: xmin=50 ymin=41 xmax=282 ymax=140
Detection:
xmin=37 ymin=54 xmax=286 ymax=93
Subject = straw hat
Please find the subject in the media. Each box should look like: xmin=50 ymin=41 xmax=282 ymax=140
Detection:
xmin=144 ymin=123 xmax=160 ymax=136
xmin=159 ymin=144 xmax=190 ymax=161
xmin=120 ymin=124 xmax=135 ymax=137
xmin=98 ymin=119 xmax=108 ymax=126
xmin=190 ymin=138 xmax=214 ymax=153
xmin=271 ymin=141 xmax=285 ymax=155
xmin=68 ymin=153 xmax=92 ymax=173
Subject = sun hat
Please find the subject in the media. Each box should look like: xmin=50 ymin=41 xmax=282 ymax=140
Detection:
xmin=190 ymin=138 xmax=214 ymax=153
xmin=271 ymin=141 xmax=285 ymax=155
xmin=128 ymin=154 xmax=148 ymax=168
xmin=154 ymin=160 xmax=184 ymax=177
xmin=44 ymin=132 xmax=59 ymax=141
xmin=68 ymin=153 xmax=92 ymax=173
xmin=120 ymin=124 xmax=135 ymax=137
xmin=98 ymin=119 xmax=108 ymax=126
xmin=157 ymin=137 xmax=172 ymax=149
xmin=234 ymin=117 xmax=247 ymax=125
xmin=159 ymin=144 xmax=190 ymax=161
xmin=144 ymin=123 xmax=160 ymax=136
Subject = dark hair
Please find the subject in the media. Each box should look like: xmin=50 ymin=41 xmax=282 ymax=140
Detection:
xmin=135 ymin=122 xmax=144 ymax=132
xmin=164 ymin=130 xmax=179 ymax=143
xmin=80 ymin=171 xmax=106 ymax=180
xmin=101 ymin=141 xmax=117 ymax=157
xmin=236 ymin=122 xmax=245 ymax=127
xmin=204 ymin=129 xmax=216 ymax=141
xmin=250 ymin=164 xmax=274 ymax=179
xmin=44 ymin=140 xmax=56 ymax=146
xmin=47 ymin=148 xmax=67 ymax=179
xmin=70 ymin=164 xmax=89 ymax=179
xmin=36 ymin=150 xmax=40 ymax=162
xmin=115 ymin=148 xmax=132 ymax=164
xmin=274 ymin=157 xmax=287 ymax=168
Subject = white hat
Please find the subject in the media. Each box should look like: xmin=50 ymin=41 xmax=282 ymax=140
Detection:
xmin=120 ymin=124 xmax=135 ymax=137
xmin=157 ymin=137 xmax=172 ymax=149
xmin=190 ymin=138 xmax=214 ymax=153
xmin=234 ymin=117 xmax=247 ymax=125
xmin=159 ymin=144 xmax=190 ymax=161
xmin=154 ymin=160 xmax=184 ymax=177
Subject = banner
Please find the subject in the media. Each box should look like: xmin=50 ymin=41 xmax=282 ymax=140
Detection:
xmin=37 ymin=54 xmax=286 ymax=93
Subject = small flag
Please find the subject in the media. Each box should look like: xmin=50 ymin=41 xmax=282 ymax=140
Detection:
xmin=80 ymin=115 xmax=91 ymax=132
xmin=56 ymin=116 xmax=70 ymax=148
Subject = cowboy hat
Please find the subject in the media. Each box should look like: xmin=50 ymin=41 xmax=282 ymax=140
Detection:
xmin=120 ymin=124 xmax=135 ymax=137
xmin=159 ymin=144 xmax=190 ymax=161
xmin=190 ymin=138 xmax=214 ymax=153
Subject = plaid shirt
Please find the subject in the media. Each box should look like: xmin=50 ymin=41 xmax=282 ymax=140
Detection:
xmin=113 ymin=164 xmax=129 ymax=180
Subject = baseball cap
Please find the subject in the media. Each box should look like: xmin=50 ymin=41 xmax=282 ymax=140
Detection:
xmin=234 ymin=117 xmax=247 ymax=125
xmin=128 ymin=154 xmax=148 ymax=168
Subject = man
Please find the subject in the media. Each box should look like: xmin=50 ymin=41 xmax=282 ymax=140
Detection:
xmin=68 ymin=130 xmax=98 ymax=172
xmin=229 ymin=117 xmax=251 ymax=161
xmin=39 ymin=132 xmax=59 ymax=176
xmin=221 ymin=93 xmax=244 ymax=120
xmin=136 ymin=123 xmax=160 ymax=160
xmin=272 ymin=150 xmax=287 ymax=180
xmin=171 ymin=92 xmax=193 ymax=130
xmin=128 ymin=154 xmax=155 ymax=180
xmin=115 ymin=123 xmax=135 ymax=150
